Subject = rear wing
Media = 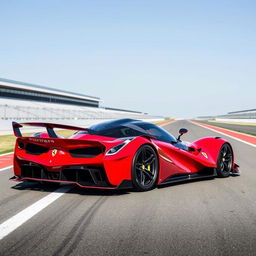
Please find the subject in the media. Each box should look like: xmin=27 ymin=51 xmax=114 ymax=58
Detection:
xmin=12 ymin=121 xmax=88 ymax=138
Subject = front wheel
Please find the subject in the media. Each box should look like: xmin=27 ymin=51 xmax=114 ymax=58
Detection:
xmin=132 ymin=145 xmax=159 ymax=191
xmin=216 ymin=143 xmax=233 ymax=178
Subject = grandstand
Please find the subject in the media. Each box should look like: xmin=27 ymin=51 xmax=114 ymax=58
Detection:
xmin=225 ymin=109 xmax=256 ymax=119
xmin=196 ymin=108 xmax=256 ymax=122
xmin=0 ymin=78 xmax=163 ymax=134
xmin=0 ymin=78 xmax=100 ymax=108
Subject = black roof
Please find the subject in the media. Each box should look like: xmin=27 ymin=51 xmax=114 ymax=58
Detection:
xmin=89 ymin=118 xmax=139 ymax=132
xmin=88 ymin=118 xmax=177 ymax=143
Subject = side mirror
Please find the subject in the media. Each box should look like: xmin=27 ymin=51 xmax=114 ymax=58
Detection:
xmin=177 ymin=128 xmax=188 ymax=141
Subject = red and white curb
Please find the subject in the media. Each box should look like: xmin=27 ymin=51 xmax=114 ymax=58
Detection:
xmin=158 ymin=120 xmax=176 ymax=127
xmin=190 ymin=121 xmax=256 ymax=148
xmin=0 ymin=153 xmax=13 ymax=171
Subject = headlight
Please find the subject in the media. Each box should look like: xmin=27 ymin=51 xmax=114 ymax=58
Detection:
xmin=106 ymin=138 xmax=133 ymax=156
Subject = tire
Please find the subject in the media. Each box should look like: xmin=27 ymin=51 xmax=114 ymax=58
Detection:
xmin=216 ymin=143 xmax=233 ymax=178
xmin=132 ymin=144 xmax=159 ymax=191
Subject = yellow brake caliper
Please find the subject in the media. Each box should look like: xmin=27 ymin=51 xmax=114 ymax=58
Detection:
xmin=142 ymin=164 xmax=151 ymax=172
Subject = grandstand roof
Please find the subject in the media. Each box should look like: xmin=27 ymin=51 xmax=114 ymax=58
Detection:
xmin=228 ymin=109 xmax=256 ymax=114
xmin=0 ymin=77 xmax=101 ymax=103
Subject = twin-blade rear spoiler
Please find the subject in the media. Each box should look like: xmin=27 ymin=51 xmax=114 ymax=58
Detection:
xmin=12 ymin=121 xmax=157 ymax=141
xmin=12 ymin=121 xmax=88 ymax=138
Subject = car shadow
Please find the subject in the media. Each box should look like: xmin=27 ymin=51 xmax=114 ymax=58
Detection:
xmin=11 ymin=174 xmax=240 ymax=195
xmin=157 ymin=176 xmax=215 ymax=189
xmin=157 ymin=174 xmax=240 ymax=189
xmin=11 ymin=180 xmax=131 ymax=196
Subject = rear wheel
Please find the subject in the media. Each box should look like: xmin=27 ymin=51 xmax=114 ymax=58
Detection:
xmin=216 ymin=143 xmax=233 ymax=178
xmin=132 ymin=145 xmax=159 ymax=191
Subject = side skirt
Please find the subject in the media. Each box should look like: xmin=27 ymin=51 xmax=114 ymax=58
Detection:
xmin=158 ymin=168 xmax=217 ymax=186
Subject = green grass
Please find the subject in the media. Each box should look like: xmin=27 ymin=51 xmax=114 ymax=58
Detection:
xmin=0 ymin=134 xmax=22 ymax=154
xmin=0 ymin=129 xmax=78 ymax=155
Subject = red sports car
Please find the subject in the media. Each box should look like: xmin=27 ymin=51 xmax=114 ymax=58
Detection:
xmin=11 ymin=119 xmax=239 ymax=191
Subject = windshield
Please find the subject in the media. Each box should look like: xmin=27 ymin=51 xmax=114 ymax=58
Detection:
xmin=128 ymin=122 xmax=177 ymax=143
xmin=86 ymin=119 xmax=177 ymax=143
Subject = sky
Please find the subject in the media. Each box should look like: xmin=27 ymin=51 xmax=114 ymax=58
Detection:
xmin=0 ymin=0 xmax=255 ymax=118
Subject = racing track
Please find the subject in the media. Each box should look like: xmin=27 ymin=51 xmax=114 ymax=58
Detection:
xmin=0 ymin=120 xmax=256 ymax=256
xmin=196 ymin=120 xmax=256 ymax=136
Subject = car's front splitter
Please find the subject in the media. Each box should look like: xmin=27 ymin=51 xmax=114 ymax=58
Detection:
xmin=9 ymin=176 xmax=133 ymax=190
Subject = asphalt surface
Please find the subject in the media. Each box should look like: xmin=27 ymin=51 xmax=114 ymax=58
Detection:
xmin=197 ymin=120 xmax=256 ymax=136
xmin=1 ymin=120 xmax=256 ymax=256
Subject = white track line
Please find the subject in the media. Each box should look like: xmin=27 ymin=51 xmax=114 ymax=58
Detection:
xmin=191 ymin=121 xmax=256 ymax=148
xmin=0 ymin=165 xmax=13 ymax=172
xmin=204 ymin=122 xmax=256 ymax=138
xmin=0 ymin=152 xmax=13 ymax=157
xmin=0 ymin=185 xmax=72 ymax=240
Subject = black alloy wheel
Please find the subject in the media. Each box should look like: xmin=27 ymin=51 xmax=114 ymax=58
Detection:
xmin=216 ymin=143 xmax=233 ymax=178
xmin=132 ymin=145 xmax=159 ymax=191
